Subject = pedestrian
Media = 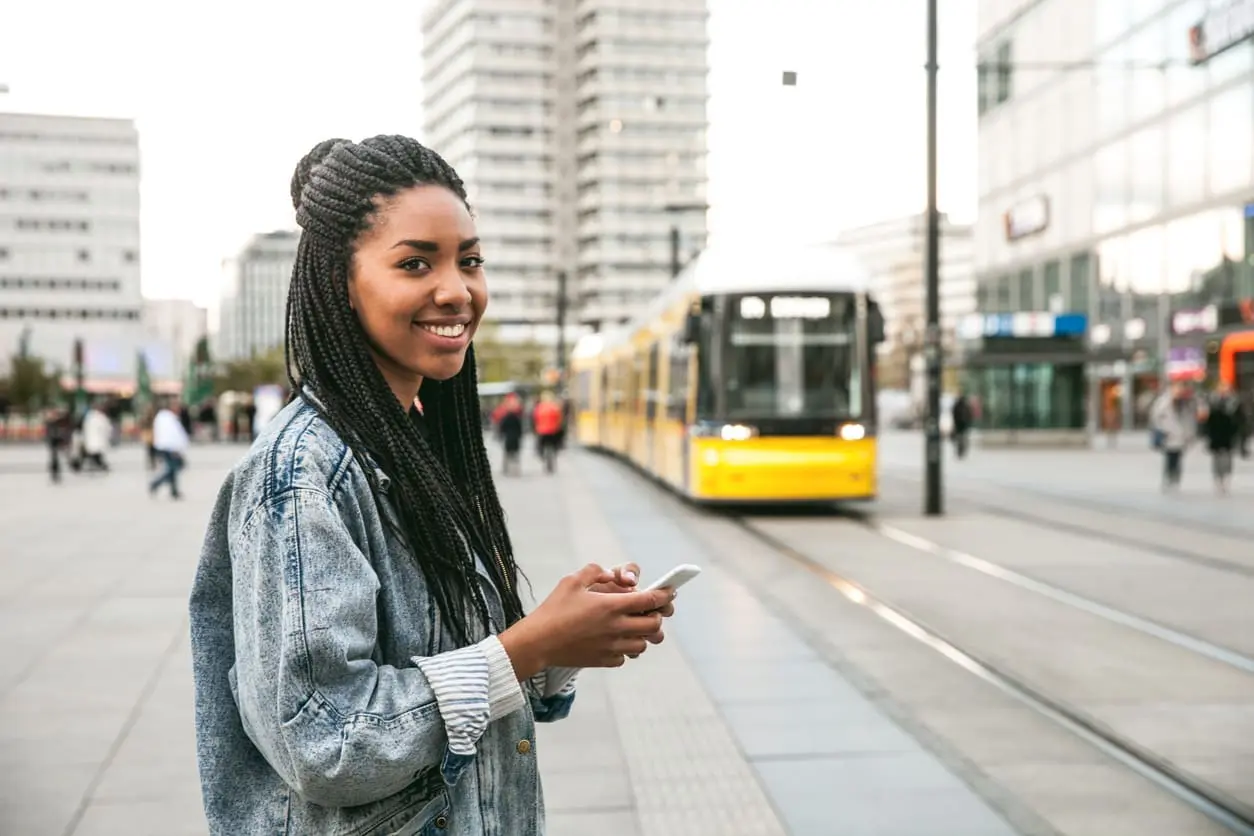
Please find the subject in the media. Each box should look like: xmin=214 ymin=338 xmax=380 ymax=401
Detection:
xmin=188 ymin=135 xmax=678 ymax=836
xmin=497 ymin=392 xmax=525 ymax=475
xmin=44 ymin=407 xmax=69 ymax=483
xmin=149 ymin=397 xmax=189 ymax=499
xmin=950 ymin=391 xmax=973 ymax=459
xmin=1200 ymin=380 xmax=1245 ymax=494
xmin=79 ymin=400 xmax=112 ymax=472
xmin=532 ymin=390 xmax=564 ymax=473
xmin=1149 ymin=382 xmax=1196 ymax=490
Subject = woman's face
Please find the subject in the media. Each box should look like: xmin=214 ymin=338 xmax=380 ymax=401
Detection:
xmin=349 ymin=185 xmax=487 ymax=404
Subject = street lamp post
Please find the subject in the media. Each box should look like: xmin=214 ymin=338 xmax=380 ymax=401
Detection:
xmin=924 ymin=0 xmax=943 ymax=516
xmin=663 ymin=202 xmax=708 ymax=279
xmin=554 ymin=270 xmax=569 ymax=385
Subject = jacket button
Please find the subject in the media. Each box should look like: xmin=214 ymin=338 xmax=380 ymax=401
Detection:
xmin=517 ymin=739 xmax=532 ymax=754
xmin=435 ymin=814 xmax=448 ymax=829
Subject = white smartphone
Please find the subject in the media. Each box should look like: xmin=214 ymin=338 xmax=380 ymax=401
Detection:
xmin=643 ymin=563 xmax=702 ymax=592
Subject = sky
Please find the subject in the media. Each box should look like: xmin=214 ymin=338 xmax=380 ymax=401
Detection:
xmin=1 ymin=0 xmax=977 ymax=312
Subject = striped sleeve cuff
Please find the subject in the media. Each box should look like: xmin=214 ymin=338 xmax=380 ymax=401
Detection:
xmin=538 ymin=666 xmax=580 ymax=698
xmin=413 ymin=639 xmax=519 ymax=758
xmin=480 ymin=635 xmax=527 ymax=720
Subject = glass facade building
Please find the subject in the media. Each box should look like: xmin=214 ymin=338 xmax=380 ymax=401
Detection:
xmin=972 ymin=0 xmax=1254 ymax=432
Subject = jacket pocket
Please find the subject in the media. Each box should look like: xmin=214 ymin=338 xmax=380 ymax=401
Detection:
xmin=364 ymin=790 xmax=450 ymax=836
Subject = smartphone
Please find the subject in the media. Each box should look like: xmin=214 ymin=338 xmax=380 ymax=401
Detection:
xmin=643 ymin=563 xmax=702 ymax=592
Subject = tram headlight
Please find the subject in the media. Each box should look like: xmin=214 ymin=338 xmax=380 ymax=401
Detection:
xmin=720 ymin=423 xmax=757 ymax=441
xmin=839 ymin=423 xmax=866 ymax=441
xmin=689 ymin=423 xmax=758 ymax=441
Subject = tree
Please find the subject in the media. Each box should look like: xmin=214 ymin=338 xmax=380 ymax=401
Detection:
xmin=473 ymin=323 xmax=549 ymax=384
xmin=1 ymin=354 xmax=61 ymax=414
xmin=212 ymin=345 xmax=287 ymax=395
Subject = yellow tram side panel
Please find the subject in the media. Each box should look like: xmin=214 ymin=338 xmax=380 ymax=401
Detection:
xmin=570 ymin=352 xmax=601 ymax=448
xmin=687 ymin=435 xmax=878 ymax=502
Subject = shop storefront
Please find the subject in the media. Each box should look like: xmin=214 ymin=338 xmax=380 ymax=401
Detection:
xmin=955 ymin=312 xmax=1119 ymax=446
xmin=1168 ymin=297 xmax=1254 ymax=419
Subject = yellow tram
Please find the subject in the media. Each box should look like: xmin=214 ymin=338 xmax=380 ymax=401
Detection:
xmin=569 ymin=244 xmax=885 ymax=504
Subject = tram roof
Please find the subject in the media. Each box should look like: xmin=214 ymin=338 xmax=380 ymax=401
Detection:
xmin=570 ymin=243 xmax=875 ymax=358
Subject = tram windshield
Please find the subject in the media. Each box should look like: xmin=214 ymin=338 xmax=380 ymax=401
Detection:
xmin=723 ymin=292 xmax=862 ymax=419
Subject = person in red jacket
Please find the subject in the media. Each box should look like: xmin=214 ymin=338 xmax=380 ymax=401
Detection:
xmin=532 ymin=391 xmax=564 ymax=473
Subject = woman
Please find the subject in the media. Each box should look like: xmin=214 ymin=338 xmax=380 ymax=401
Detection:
xmin=1149 ymin=382 xmax=1196 ymax=490
xmin=189 ymin=136 xmax=677 ymax=835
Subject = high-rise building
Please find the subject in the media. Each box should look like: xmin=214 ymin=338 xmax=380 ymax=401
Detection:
xmin=0 ymin=112 xmax=142 ymax=385
xmin=974 ymin=0 xmax=1254 ymax=435
xmin=832 ymin=213 xmax=975 ymax=391
xmin=141 ymin=298 xmax=208 ymax=375
xmin=421 ymin=0 xmax=709 ymax=342
xmin=216 ymin=230 xmax=298 ymax=361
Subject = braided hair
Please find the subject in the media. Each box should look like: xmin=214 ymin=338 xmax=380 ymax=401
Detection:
xmin=286 ymin=135 xmax=525 ymax=645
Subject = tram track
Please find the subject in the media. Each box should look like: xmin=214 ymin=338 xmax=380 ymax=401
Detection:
xmin=877 ymin=470 xmax=1254 ymax=581
xmin=731 ymin=515 xmax=1254 ymax=835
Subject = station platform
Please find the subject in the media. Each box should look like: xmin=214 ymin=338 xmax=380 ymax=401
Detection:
xmin=0 ymin=438 xmax=1017 ymax=836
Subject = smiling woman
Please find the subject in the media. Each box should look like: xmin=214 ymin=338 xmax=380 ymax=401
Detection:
xmin=188 ymin=135 xmax=678 ymax=836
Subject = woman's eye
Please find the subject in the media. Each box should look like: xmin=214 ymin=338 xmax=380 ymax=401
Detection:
xmin=462 ymin=256 xmax=486 ymax=269
xmin=399 ymin=258 xmax=430 ymax=272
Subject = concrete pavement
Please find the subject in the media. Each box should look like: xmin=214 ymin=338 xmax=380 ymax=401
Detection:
xmin=0 ymin=442 xmax=794 ymax=835
xmin=5 ymin=433 xmax=1248 ymax=835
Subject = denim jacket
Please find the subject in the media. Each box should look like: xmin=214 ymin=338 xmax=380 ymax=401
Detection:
xmin=189 ymin=396 xmax=577 ymax=835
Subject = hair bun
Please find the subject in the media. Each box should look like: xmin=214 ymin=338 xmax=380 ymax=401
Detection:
xmin=291 ymin=138 xmax=351 ymax=213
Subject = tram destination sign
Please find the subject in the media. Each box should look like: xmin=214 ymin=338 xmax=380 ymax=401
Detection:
xmin=737 ymin=295 xmax=835 ymax=320
xmin=1189 ymin=0 xmax=1254 ymax=65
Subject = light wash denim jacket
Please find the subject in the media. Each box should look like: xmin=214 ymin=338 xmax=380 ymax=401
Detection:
xmin=189 ymin=396 xmax=578 ymax=835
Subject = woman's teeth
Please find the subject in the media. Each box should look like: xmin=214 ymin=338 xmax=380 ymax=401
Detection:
xmin=420 ymin=323 xmax=466 ymax=338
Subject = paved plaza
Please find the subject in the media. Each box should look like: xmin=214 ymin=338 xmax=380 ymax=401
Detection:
xmin=2 ymin=432 xmax=1249 ymax=836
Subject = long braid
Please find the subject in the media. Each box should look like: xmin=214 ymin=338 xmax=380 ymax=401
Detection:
xmin=284 ymin=135 xmax=526 ymax=645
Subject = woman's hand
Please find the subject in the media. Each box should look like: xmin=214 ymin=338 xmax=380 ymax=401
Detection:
xmin=499 ymin=563 xmax=677 ymax=678
xmin=587 ymin=562 xmax=674 ymax=656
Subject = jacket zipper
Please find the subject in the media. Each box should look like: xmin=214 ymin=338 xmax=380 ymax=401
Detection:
xmin=475 ymin=494 xmax=511 ymax=597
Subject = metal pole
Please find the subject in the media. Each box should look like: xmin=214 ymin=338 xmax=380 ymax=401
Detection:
xmin=670 ymin=226 xmax=681 ymax=279
xmin=924 ymin=0 xmax=943 ymax=516
xmin=555 ymin=270 xmax=568 ymax=383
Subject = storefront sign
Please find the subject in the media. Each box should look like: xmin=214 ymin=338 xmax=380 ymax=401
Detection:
xmin=958 ymin=311 xmax=1086 ymax=339
xmin=1166 ymin=347 xmax=1206 ymax=381
xmin=1003 ymin=195 xmax=1050 ymax=241
xmin=1189 ymin=0 xmax=1254 ymax=65
xmin=1170 ymin=304 xmax=1219 ymax=336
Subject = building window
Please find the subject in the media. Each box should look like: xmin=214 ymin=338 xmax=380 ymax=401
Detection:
xmin=968 ymin=363 xmax=1086 ymax=430
xmin=1069 ymin=252 xmax=1091 ymax=315
xmin=995 ymin=41 xmax=1012 ymax=104
xmin=1017 ymin=268 xmax=1035 ymax=310
xmin=123 ymin=250 xmax=137 ymax=263
xmin=993 ymin=275 xmax=1012 ymax=312
xmin=78 ymin=249 xmax=90 ymax=263
xmin=1044 ymin=260 xmax=1062 ymax=310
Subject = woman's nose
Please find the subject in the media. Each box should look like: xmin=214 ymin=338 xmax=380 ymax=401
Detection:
xmin=432 ymin=269 xmax=472 ymax=309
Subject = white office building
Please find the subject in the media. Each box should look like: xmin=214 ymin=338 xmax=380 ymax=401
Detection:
xmin=421 ymin=0 xmax=709 ymax=340
xmin=216 ymin=230 xmax=298 ymax=361
xmin=0 ymin=111 xmax=143 ymax=388
xmin=972 ymin=0 xmax=1254 ymax=434
xmin=832 ymin=213 xmax=976 ymax=390
xmin=141 ymin=297 xmax=208 ymax=375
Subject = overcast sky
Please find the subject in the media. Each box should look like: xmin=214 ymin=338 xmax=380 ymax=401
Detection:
xmin=1 ymin=0 xmax=977 ymax=310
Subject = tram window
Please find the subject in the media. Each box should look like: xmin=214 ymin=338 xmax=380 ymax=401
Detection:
xmin=645 ymin=342 xmax=660 ymax=420
xmin=574 ymin=370 xmax=592 ymax=411
xmin=695 ymin=309 xmax=716 ymax=419
xmin=668 ymin=334 xmax=690 ymax=422
xmin=725 ymin=297 xmax=860 ymax=419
